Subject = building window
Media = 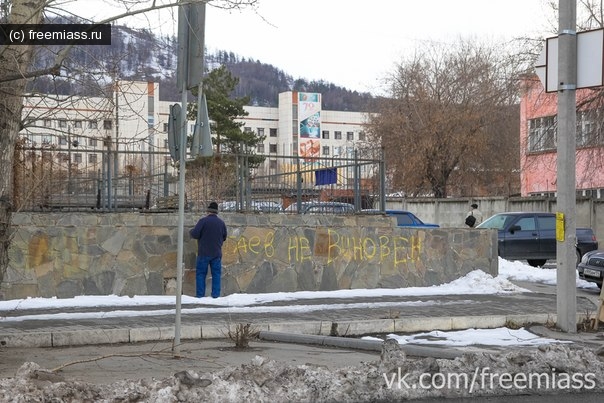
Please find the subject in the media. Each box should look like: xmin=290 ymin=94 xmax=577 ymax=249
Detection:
xmin=88 ymin=120 xmax=98 ymax=129
xmin=269 ymin=144 xmax=277 ymax=153
xmin=89 ymin=138 xmax=97 ymax=147
xmin=322 ymin=146 xmax=330 ymax=156
xmin=58 ymin=119 xmax=67 ymax=128
xmin=163 ymin=123 xmax=168 ymax=132
xmin=59 ymin=136 xmax=67 ymax=146
xmin=244 ymin=127 xmax=252 ymax=132
xmin=43 ymin=119 xmax=52 ymax=127
xmin=163 ymin=139 xmax=169 ymax=149
xmin=74 ymin=120 xmax=82 ymax=129
xmin=335 ymin=131 xmax=342 ymax=140
xmin=528 ymin=116 xmax=556 ymax=152
xmin=103 ymin=120 xmax=112 ymax=130
xmin=577 ymin=109 xmax=604 ymax=147
xmin=257 ymin=144 xmax=265 ymax=153
xmin=73 ymin=153 xmax=82 ymax=163
xmin=88 ymin=154 xmax=97 ymax=164
xmin=257 ymin=128 xmax=265 ymax=136
xmin=322 ymin=130 xmax=330 ymax=139
xmin=269 ymin=159 xmax=278 ymax=170
xmin=358 ymin=131 xmax=366 ymax=141
xmin=269 ymin=128 xmax=277 ymax=137
xmin=347 ymin=131 xmax=354 ymax=141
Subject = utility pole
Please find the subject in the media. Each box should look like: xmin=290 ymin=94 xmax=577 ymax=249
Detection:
xmin=556 ymin=0 xmax=577 ymax=333
xmin=173 ymin=0 xmax=208 ymax=354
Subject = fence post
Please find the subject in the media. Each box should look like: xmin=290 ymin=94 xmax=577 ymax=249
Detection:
xmin=163 ymin=161 xmax=169 ymax=197
xmin=353 ymin=149 xmax=360 ymax=211
xmin=296 ymin=155 xmax=302 ymax=213
xmin=379 ymin=147 xmax=386 ymax=211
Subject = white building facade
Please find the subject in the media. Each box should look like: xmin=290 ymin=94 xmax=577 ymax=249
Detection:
xmin=19 ymin=82 xmax=370 ymax=198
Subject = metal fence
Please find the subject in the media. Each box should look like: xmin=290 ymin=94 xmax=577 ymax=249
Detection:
xmin=13 ymin=145 xmax=385 ymax=214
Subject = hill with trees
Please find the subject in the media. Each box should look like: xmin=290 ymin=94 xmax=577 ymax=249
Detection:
xmin=27 ymin=20 xmax=375 ymax=111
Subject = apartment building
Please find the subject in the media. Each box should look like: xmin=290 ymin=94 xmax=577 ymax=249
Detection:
xmin=520 ymin=76 xmax=604 ymax=198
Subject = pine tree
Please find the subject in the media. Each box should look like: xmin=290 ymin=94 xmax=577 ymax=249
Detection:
xmin=188 ymin=65 xmax=264 ymax=159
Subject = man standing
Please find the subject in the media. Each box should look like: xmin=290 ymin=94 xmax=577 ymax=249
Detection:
xmin=190 ymin=201 xmax=227 ymax=298
xmin=465 ymin=203 xmax=483 ymax=228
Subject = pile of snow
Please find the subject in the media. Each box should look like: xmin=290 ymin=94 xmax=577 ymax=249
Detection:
xmin=1 ymin=344 xmax=602 ymax=401
xmin=372 ymin=327 xmax=572 ymax=347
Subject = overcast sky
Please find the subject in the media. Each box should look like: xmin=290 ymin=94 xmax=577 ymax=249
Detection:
xmin=67 ymin=0 xmax=554 ymax=94
xmin=203 ymin=0 xmax=554 ymax=94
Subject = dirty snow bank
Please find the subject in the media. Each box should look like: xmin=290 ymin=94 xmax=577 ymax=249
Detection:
xmin=1 ymin=343 xmax=603 ymax=402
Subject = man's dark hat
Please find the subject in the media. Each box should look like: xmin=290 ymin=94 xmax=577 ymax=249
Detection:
xmin=471 ymin=203 xmax=478 ymax=209
xmin=207 ymin=201 xmax=219 ymax=213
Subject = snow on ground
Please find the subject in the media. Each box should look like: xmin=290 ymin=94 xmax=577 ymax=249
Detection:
xmin=4 ymin=257 xmax=595 ymax=313
xmin=499 ymin=257 xmax=600 ymax=288
xmin=365 ymin=327 xmax=572 ymax=347
xmin=1 ymin=258 xmax=603 ymax=401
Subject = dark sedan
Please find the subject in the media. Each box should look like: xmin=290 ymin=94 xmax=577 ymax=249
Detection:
xmin=577 ymin=250 xmax=604 ymax=288
xmin=362 ymin=209 xmax=439 ymax=228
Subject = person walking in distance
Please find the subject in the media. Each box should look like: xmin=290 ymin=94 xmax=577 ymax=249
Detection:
xmin=465 ymin=203 xmax=483 ymax=228
xmin=190 ymin=201 xmax=227 ymax=298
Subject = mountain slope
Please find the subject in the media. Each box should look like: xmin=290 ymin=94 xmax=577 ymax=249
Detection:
xmin=27 ymin=21 xmax=374 ymax=111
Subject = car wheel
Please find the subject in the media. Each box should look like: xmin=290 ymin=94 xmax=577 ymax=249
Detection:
xmin=527 ymin=259 xmax=547 ymax=267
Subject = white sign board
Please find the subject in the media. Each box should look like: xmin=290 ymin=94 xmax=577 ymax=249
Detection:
xmin=535 ymin=28 xmax=604 ymax=93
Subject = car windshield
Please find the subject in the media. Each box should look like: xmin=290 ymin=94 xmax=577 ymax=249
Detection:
xmin=476 ymin=213 xmax=515 ymax=230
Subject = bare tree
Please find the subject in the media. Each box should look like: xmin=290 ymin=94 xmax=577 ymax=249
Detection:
xmin=366 ymin=40 xmax=522 ymax=198
xmin=0 ymin=0 xmax=256 ymax=287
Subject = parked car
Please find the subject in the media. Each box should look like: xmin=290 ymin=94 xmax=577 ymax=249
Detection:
xmin=283 ymin=201 xmax=313 ymax=213
xmin=577 ymin=250 xmax=604 ymax=288
xmin=476 ymin=212 xmax=599 ymax=267
xmin=219 ymin=200 xmax=282 ymax=212
xmin=251 ymin=200 xmax=283 ymax=213
xmin=362 ymin=209 xmax=439 ymax=228
xmin=301 ymin=201 xmax=355 ymax=214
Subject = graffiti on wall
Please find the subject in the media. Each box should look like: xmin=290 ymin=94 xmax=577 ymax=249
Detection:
xmin=227 ymin=228 xmax=422 ymax=265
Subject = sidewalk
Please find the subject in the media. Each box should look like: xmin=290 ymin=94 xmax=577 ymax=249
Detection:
xmin=1 ymin=290 xmax=602 ymax=349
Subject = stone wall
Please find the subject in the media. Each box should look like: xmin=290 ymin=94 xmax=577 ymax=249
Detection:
xmin=1 ymin=212 xmax=498 ymax=300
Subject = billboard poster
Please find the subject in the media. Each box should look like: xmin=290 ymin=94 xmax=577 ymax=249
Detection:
xmin=300 ymin=138 xmax=320 ymax=160
xmin=298 ymin=92 xmax=321 ymax=160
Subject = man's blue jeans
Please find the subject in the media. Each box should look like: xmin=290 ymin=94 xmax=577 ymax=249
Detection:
xmin=195 ymin=255 xmax=222 ymax=298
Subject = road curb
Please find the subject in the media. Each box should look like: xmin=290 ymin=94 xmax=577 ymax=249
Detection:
xmin=0 ymin=312 xmax=577 ymax=348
